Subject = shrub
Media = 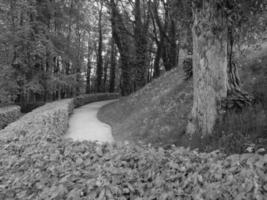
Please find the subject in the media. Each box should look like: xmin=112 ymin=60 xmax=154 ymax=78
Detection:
xmin=202 ymin=104 xmax=267 ymax=154
xmin=0 ymin=99 xmax=74 ymax=140
xmin=74 ymin=93 xmax=119 ymax=107
xmin=0 ymin=93 xmax=118 ymax=138
xmin=0 ymin=65 xmax=19 ymax=106
xmin=0 ymin=105 xmax=21 ymax=129
xmin=19 ymin=101 xmax=46 ymax=113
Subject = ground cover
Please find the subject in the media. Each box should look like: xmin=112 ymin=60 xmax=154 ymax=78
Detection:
xmin=1 ymin=131 xmax=266 ymax=199
xmin=0 ymin=105 xmax=21 ymax=129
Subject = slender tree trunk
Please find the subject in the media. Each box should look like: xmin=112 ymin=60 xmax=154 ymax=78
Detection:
xmin=169 ymin=19 xmax=178 ymax=69
xmin=66 ymin=0 xmax=73 ymax=77
xmin=103 ymin=54 xmax=109 ymax=92
xmin=75 ymin=29 xmax=81 ymax=96
xmin=153 ymin=41 xmax=162 ymax=78
xmin=86 ymin=62 xmax=91 ymax=94
xmin=96 ymin=2 xmax=103 ymax=92
xmin=10 ymin=0 xmax=17 ymax=66
xmin=86 ymin=39 xmax=91 ymax=94
xmin=109 ymin=37 xmax=116 ymax=92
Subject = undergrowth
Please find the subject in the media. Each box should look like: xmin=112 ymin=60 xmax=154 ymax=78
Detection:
xmin=202 ymin=104 xmax=267 ymax=154
xmin=1 ymin=130 xmax=267 ymax=199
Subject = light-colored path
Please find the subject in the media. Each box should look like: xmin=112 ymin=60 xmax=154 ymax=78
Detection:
xmin=65 ymin=100 xmax=117 ymax=143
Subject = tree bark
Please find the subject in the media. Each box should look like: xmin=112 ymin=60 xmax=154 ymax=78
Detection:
xmin=109 ymin=37 xmax=116 ymax=93
xmin=96 ymin=2 xmax=103 ymax=92
xmin=153 ymin=0 xmax=178 ymax=72
xmin=153 ymin=41 xmax=162 ymax=78
xmin=187 ymin=1 xmax=229 ymax=136
xmin=103 ymin=52 xmax=109 ymax=92
xmin=162 ymin=19 xmax=178 ymax=71
xmin=86 ymin=40 xmax=92 ymax=94
xmin=134 ymin=0 xmax=148 ymax=90
xmin=66 ymin=0 xmax=73 ymax=76
xmin=187 ymin=0 xmax=255 ymax=138
xmin=109 ymin=0 xmax=133 ymax=96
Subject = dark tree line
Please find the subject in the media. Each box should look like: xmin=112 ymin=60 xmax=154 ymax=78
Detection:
xmin=107 ymin=0 xmax=193 ymax=95
xmin=0 ymin=0 xmax=118 ymax=108
xmin=0 ymin=0 xmax=193 ymax=105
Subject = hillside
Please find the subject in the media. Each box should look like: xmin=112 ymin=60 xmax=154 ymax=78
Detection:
xmin=99 ymin=67 xmax=193 ymax=147
xmin=99 ymin=46 xmax=267 ymax=151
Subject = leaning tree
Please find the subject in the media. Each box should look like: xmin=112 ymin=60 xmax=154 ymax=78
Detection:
xmin=187 ymin=0 xmax=266 ymax=136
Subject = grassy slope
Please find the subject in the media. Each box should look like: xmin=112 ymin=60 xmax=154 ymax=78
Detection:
xmin=99 ymin=44 xmax=267 ymax=149
xmin=99 ymin=68 xmax=193 ymax=146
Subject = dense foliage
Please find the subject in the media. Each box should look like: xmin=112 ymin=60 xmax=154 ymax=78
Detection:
xmin=0 ymin=0 xmax=116 ymax=107
xmin=74 ymin=93 xmax=119 ymax=107
xmin=1 ymin=133 xmax=266 ymax=199
xmin=0 ymin=105 xmax=21 ymax=129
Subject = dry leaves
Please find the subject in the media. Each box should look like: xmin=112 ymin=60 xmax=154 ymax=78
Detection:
xmin=0 ymin=133 xmax=266 ymax=200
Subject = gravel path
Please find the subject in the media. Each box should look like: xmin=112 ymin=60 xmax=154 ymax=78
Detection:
xmin=65 ymin=100 xmax=117 ymax=143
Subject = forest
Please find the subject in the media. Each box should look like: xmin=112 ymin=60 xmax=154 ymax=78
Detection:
xmin=0 ymin=0 xmax=267 ymax=199
xmin=0 ymin=1 xmax=265 ymax=101
xmin=1 ymin=0 xmax=266 ymax=141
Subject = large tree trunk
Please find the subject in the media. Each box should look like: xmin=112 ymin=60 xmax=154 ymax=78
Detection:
xmin=187 ymin=1 xmax=229 ymax=136
xmin=187 ymin=1 xmax=254 ymax=137
xmin=162 ymin=19 xmax=178 ymax=71
xmin=151 ymin=0 xmax=161 ymax=79
xmin=109 ymin=0 xmax=133 ymax=96
xmin=119 ymin=55 xmax=132 ymax=96
xmin=154 ymin=0 xmax=178 ymax=72
xmin=134 ymin=0 xmax=148 ymax=90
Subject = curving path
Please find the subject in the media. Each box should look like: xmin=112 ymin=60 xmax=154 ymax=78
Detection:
xmin=65 ymin=100 xmax=117 ymax=143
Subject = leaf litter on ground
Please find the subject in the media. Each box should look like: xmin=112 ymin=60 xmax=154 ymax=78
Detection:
xmin=0 ymin=129 xmax=266 ymax=200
